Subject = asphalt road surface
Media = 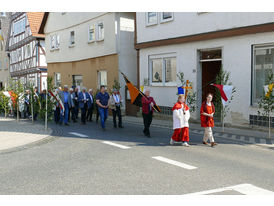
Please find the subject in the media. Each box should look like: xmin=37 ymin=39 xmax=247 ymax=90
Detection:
xmin=0 ymin=120 xmax=274 ymax=195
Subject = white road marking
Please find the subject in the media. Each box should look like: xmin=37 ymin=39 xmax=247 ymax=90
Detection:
xmin=102 ymin=141 xmax=131 ymax=149
xmin=152 ymin=156 xmax=197 ymax=170
xmin=184 ymin=183 xmax=274 ymax=195
xmin=69 ymin=132 xmax=89 ymax=138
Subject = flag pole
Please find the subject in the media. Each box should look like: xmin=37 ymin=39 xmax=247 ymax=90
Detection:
xmin=222 ymin=106 xmax=225 ymax=133
xmin=119 ymin=70 xmax=160 ymax=112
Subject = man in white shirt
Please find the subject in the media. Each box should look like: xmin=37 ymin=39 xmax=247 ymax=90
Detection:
xmin=110 ymin=89 xmax=123 ymax=128
xmin=86 ymin=89 xmax=94 ymax=122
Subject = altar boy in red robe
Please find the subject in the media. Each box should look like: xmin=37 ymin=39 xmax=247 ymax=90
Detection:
xmin=170 ymin=94 xmax=190 ymax=147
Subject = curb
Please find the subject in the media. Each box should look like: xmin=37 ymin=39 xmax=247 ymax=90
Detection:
xmin=0 ymin=124 xmax=63 ymax=155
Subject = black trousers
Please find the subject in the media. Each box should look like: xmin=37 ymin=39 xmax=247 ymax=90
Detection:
xmin=87 ymin=106 xmax=94 ymax=121
xmin=54 ymin=107 xmax=60 ymax=124
xmin=81 ymin=103 xmax=87 ymax=123
xmin=142 ymin=112 xmax=153 ymax=135
xmin=112 ymin=106 xmax=122 ymax=127
xmin=70 ymin=107 xmax=76 ymax=122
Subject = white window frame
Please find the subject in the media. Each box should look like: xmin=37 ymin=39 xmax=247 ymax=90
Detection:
xmin=55 ymin=34 xmax=60 ymax=49
xmin=146 ymin=12 xmax=158 ymax=26
xmin=149 ymin=53 xmax=177 ymax=87
xmin=88 ymin=24 xmax=95 ymax=43
xmin=13 ymin=17 xmax=26 ymax=36
xmin=69 ymin=31 xmax=75 ymax=47
xmin=97 ymin=22 xmax=104 ymax=41
xmin=55 ymin=73 xmax=61 ymax=87
xmin=50 ymin=35 xmax=55 ymax=50
xmin=97 ymin=70 xmax=107 ymax=89
xmin=252 ymin=43 xmax=274 ymax=106
xmin=160 ymin=12 xmax=174 ymax=23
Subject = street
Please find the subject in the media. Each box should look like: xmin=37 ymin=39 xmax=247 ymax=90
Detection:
xmin=0 ymin=120 xmax=274 ymax=195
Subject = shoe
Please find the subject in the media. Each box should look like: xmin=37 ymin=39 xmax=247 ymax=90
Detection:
xmin=65 ymin=123 xmax=69 ymax=126
xmin=203 ymin=141 xmax=208 ymax=145
xmin=170 ymin=138 xmax=175 ymax=145
xmin=211 ymin=142 xmax=217 ymax=147
xmin=146 ymin=133 xmax=151 ymax=138
xmin=119 ymin=126 xmax=124 ymax=128
xmin=114 ymin=125 xmax=117 ymax=128
xmin=102 ymin=128 xmax=106 ymax=131
xmin=183 ymin=142 xmax=190 ymax=147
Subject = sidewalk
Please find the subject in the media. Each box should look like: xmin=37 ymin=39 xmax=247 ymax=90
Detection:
xmin=0 ymin=117 xmax=53 ymax=153
xmin=123 ymin=116 xmax=274 ymax=148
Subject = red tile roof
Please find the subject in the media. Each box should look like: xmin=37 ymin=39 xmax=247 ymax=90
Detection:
xmin=27 ymin=12 xmax=45 ymax=38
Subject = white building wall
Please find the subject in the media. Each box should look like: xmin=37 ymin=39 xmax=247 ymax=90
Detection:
xmin=139 ymin=31 xmax=274 ymax=123
xmin=39 ymin=40 xmax=47 ymax=66
xmin=115 ymin=12 xmax=137 ymax=106
xmin=44 ymin=12 xmax=117 ymax=63
xmin=137 ymin=12 xmax=274 ymax=43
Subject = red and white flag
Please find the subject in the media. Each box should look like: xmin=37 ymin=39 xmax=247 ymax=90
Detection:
xmin=212 ymin=84 xmax=233 ymax=106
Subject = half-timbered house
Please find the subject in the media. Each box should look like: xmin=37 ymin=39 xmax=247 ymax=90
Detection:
xmin=7 ymin=12 xmax=47 ymax=92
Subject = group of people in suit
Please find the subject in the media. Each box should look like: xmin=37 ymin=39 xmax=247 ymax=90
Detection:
xmin=54 ymin=85 xmax=95 ymax=126
xmin=53 ymin=85 xmax=124 ymax=130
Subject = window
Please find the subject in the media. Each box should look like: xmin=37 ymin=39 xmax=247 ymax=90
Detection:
xmin=149 ymin=55 xmax=177 ymax=86
xmin=151 ymin=59 xmax=162 ymax=83
xmin=164 ymin=58 xmax=176 ymax=83
xmin=55 ymin=73 xmax=61 ymax=87
xmin=88 ymin=25 xmax=95 ymax=42
xmin=0 ymin=60 xmax=2 ymax=69
xmin=72 ymin=75 xmax=83 ymax=88
xmin=97 ymin=22 xmax=104 ymax=41
xmin=160 ymin=12 xmax=174 ymax=23
xmin=252 ymin=44 xmax=274 ymax=104
xmin=13 ymin=17 xmax=26 ymax=35
xmin=26 ymin=44 xmax=31 ymax=58
xmin=0 ymin=12 xmax=6 ymax=17
xmin=50 ymin=34 xmax=60 ymax=50
xmin=70 ymin=31 xmax=75 ymax=46
xmin=98 ymin=70 xmax=107 ymax=89
xmin=56 ymin=35 xmax=60 ymax=48
xmin=146 ymin=12 xmax=157 ymax=26
xmin=50 ymin=35 xmax=55 ymax=50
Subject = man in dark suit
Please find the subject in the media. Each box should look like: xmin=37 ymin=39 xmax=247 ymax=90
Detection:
xmin=78 ymin=87 xmax=91 ymax=125
xmin=86 ymin=89 xmax=94 ymax=122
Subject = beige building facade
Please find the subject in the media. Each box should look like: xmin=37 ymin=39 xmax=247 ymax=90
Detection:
xmin=39 ymin=12 xmax=137 ymax=109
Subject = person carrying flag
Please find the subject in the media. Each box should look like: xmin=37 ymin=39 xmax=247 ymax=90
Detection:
xmin=170 ymin=94 xmax=190 ymax=146
xmin=200 ymin=93 xmax=218 ymax=147
xmin=142 ymin=89 xmax=156 ymax=138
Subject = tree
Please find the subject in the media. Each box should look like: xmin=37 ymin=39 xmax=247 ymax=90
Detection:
xmin=0 ymin=91 xmax=10 ymax=117
xmin=177 ymin=72 xmax=197 ymax=113
xmin=258 ymin=71 xmax=274 ymax=139
xmin=8 ymin=77 xmax=24 ymax=122
xmin=39 ymin=76 xmax=56 ymax=122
